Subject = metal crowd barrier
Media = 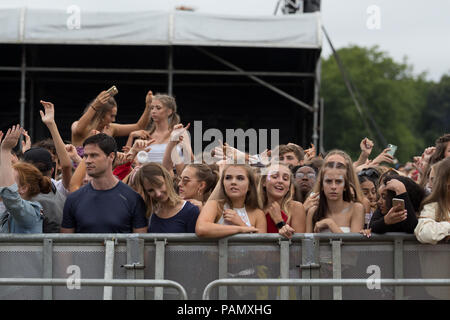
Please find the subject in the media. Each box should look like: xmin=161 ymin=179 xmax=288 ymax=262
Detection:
xmin=0 ymin=233 xmax=448 ymax=300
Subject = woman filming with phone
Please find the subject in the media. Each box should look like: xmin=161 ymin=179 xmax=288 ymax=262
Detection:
xmin=361 ymin=174 xmax=426 ymax=237
xmin=71 ymin=87 xmax=152 ymax=150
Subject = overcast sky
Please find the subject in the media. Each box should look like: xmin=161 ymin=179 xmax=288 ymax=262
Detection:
xmin=3 ymin=0 xmax=449 ymax=81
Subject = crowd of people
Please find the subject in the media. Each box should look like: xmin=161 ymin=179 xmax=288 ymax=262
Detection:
xmin=0 ymin=88 xmax=449 ymax=245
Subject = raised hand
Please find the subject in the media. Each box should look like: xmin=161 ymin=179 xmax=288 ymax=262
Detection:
xmin=0 ymin=131 xmax=3 ymax=145
xmin=1 ymin=125 xmax=23 ymax=150
xmin=39 ymin=100 xmax=56 ymax=126
xmin=304 ymin=143 xmax=316 ymax=161
xmin=65 ymin=144 xmax=82 ymax=164
xmin=92 ymin=91 xmax=111 ymax=110
xmin=360 ymin=137 xmax=374 ymax=156
xmin=130 ymin=129 xmax=151 ymax=140
xmin=371 ymin=147 xmax=394 ymax=165
xmin=170 ymin=123 xmax=191 ymax=142
xmin=21 ymin=130 xmax=31 ymax=153
xmin=145 ymin=90 xmax=153 ymax=107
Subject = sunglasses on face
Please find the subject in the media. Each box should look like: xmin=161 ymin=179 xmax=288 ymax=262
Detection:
xmin=295 ymin=172 xmax=316 ymax=179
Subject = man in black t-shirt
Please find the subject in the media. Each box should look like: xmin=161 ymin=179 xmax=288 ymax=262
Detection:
xmin=61 ymin=134 xmax=148 ymax=233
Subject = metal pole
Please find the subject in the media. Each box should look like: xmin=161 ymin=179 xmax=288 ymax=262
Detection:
xmin=279 ymin=240 xmax=290 ymax=299
xmin=103 ymin=240 xmax=115 ymax=300
xmin=19 ymin=46 xmax=26 ymax=129
xmin=194 ymin=46 xmax=314 ymax=112
xmin=168 ymin=46 xmax=173 ymax=95
xmin=218 ymin=238 xmax=228 ymax=300
xmin=319 ymin=97 xmax=324 ymax=154
xmin=0 ymin=278 xmax=188 ymax=300
xmin=394 ymin=239 xmax=404 ymax=300
xmin=331 ymin=240 xmax=342 ymax=300
xmin=202 ymin=278 xmax=450 ymax=300
xmin=42 ymin=239 xmax=53 ymax=300
xmin=312 ymin=57 xmax=321 ymax=148
xmin=154 ymin=240 xmax=166 ymax=300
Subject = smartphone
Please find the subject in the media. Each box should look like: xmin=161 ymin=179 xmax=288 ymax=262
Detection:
xmin=392 ymin=198 xmax=405 ymax=210
xmin=387 ymin=144 xmax=397 ymax=157
xmin=106 ymin=85 xmax=118 ymax=96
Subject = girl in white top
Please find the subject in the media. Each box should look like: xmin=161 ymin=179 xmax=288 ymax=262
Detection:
xmin=124 ymin=92 xmax=183 ymax=164
xmin=195 ymin=164 xmax=267 ymax=238
xmin=415 ymin=158 xmax=450 ymax=244
xmin=306 ymin=159 xmax=364 ymax=233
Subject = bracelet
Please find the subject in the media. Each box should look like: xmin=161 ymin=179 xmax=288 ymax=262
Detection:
xmin=276 ymin=221 xmax=286 ymax=229
xmin=91 ymin=105 xmax=99 ymax=112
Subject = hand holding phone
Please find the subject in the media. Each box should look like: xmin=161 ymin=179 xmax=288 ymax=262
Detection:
xmin=386 ymin=144 xmax=397 ymax=157
xmin=106 ymin=85 xmax=118 ymax=97
xmin=392 ymin=198 xmax=405 ymax=211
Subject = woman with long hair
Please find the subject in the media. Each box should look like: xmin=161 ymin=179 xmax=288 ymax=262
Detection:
xmin=306 ymin=160 xmax=365 ymax=233
xmin=258 ymin=163 xmax=306 ymax=238
xmin=71 ymin=89 xmax=152 ymax=148
xmin=133 ymin=162 xmax=199 ymax=233
xmin=415 ymin=157 xmax=450 ymax=244
xmin=195 ymin=164 xmax=266 ymax=238
xmin=1 ymin=126 xmax=52 ymax=233
xmin=177 ymin=164 xmax=219 ymax=211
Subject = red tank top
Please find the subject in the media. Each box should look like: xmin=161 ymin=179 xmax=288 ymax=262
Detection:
xmin=266 ymin=210 xmax=288 ymax=233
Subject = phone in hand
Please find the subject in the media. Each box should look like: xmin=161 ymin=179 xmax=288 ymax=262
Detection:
xmin=392 ymin=198 xmax=405 ymax=211
xmin=387 ymin=144 xmax=397 ymax=157
xmin=106 ymin=85 xmax=118 ymax=96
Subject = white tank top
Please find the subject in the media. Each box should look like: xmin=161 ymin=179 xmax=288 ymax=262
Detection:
xmin=218 ymin=203 xmax=252 ymax=227
xmin=145 ymin=143 xmax=183 ymax=164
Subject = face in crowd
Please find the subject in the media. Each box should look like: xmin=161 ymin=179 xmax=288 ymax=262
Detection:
xmin=178 ymin=166 xmax=206 ymax=200
xmin=143 ymin=175 xmax=169 ymax=204
xmin=223 ymin=166 xmax=250 ymax=201
xmin=295 ymin=165 xmax=316 ymax=194
xmin=150 ymin=98 xmax=172 ymax=122
xmin=84 ymin=144 xmax=115 ymax=178
xmin=360 ymin=179 xmax=377 ymax=211
xmin=279 ymin=152 xmax=301 ymax=169
xmin=263 ymin=164 xmax=291 ymax=200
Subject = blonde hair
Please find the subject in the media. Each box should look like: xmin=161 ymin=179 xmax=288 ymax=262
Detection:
xmin=133 ymin=162 xmax=182 ymax=218
xmin=420 ymin=157 xmax=450 ymax=222
xmin=146 ymin=94 xmax=180 ymax=134
xmin=211 ymin=164 xmax=260 ymax=213
xmin=258 ymin=163 xmax=295 ymax=220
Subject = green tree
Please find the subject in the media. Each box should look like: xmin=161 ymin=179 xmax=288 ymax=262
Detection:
xmin=420 ymin=74 xmax=450 ymax=146
xmin=321 ymin=45 xmax=430 ymax=163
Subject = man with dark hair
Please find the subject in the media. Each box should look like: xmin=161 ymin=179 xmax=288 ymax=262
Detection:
xmin=278 ymin=144 xmax=305 ymax=169
xmin=61 ymin=133 xmax=148 ymax=233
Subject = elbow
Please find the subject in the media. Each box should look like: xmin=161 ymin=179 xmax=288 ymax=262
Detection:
xmin=195 ymin=222 xmax=207 ymax=238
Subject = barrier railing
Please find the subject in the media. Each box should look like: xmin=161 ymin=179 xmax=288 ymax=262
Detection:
xmin=0 ymin=233 xmax=448 ymax=300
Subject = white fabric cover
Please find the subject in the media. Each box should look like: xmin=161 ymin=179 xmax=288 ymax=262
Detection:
xmin=0 ymin=3 xmax=321 ymax=48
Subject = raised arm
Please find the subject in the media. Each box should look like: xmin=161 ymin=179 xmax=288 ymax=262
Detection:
xmin=72 ymin=91 xmax=111 ymax=141
xmin=69 ymin=159 xmax=86 ymax=193
xmin=0 ymin=125 xmax=23 ymax=187
xmin=40 ymin=100 xmax=72 ymax=190
xmin=354 ymin=138 xmax=374 ymax=168
xmin=110 ymin=90 xmax=152 ymax=137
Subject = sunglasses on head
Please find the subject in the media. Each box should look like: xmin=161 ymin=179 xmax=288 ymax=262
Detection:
xmin=325 ymin=161 xmax=346 ymax=169
xmin=358 ymin=168 xmax=380 ymax=179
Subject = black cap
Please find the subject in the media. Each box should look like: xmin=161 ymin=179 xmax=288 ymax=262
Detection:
xmin=23 ymin=147 xmax=54 ymax=172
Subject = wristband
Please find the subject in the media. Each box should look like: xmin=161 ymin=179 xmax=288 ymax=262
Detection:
xmin=91 ymin=105 xmax=99 ymax=112
xmin=276 ymin=221 xmax=286 ymax=229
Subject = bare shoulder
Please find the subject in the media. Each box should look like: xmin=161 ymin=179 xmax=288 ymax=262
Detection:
xmin=352 ymin=202 xmax=364 ymax=213
xmin=288 ymin=200 xmax=305 ymax=212
xmin=250 ymin=208 xmax=266 ymax=218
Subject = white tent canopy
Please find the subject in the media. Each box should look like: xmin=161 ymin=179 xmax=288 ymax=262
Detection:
xmin=0 ymin=3 xmax=322 ymax=48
